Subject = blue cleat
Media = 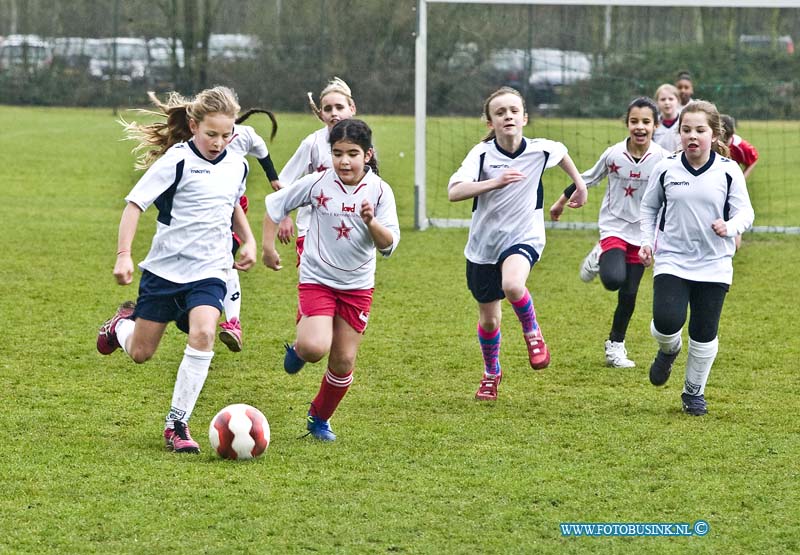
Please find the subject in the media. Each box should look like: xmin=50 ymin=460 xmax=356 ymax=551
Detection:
xmin=283 ymin=342 xmax=306 ymax=374
xmin=681 ymin=393 xmax=708 ymax=416
xmin=305 ymin=413 xmax=336 ymax=441
xmin=649 ymin=349 xmax=680 ymax=386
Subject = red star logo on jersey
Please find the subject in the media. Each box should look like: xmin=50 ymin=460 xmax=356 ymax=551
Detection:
xmin=623 ymin=185 xmax=637 ymax=197
xmin=314 ymin=190 xmax=332 ymax=209
xmin=333 ymin=220 xmax=353 ymax=240
xmin=608 ymin=161 xmax=621 ymax=174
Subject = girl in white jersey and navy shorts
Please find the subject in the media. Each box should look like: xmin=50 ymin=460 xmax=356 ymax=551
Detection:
xmin=276 ymin=77 xmax=357 ymax=265
xmin=639 ymin=100 xmax=754 ymax=416
xmin=448 ymin=87 xmax=588 ymax=402
xmin=550 ymin=97 xmax=670 ymax=369
xmin=262 ymin=118 xmax=400 ymax=442
xmin=96 ymin=87 xmax=257 ymax=453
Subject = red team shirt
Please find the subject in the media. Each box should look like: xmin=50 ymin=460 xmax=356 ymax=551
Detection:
xmin=728 ymin=134 xmax=759 ymax=169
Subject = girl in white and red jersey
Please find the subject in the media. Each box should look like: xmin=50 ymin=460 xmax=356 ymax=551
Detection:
xmin=653 ymin=83 xmax=681 ymax=153
xmin=215 ymin=108 xmax=280 ymax=352
xmin=262 ymin=118 xmax=400 ymax=441
xmin=550 ymin=97 xmax=670 ymax=369
xmin=96 ymin=86 xmax=256 ymax=453
xmin=639 ymin=100 xmax=754 ymax=416
xmin=448 ymin=87 xmax=587 ymax=402
xmin=276 ymin=77 xmax=357 ymax=265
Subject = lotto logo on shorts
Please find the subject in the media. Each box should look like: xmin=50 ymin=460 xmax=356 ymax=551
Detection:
xmin=359 ymin=311 xmax=369 ymax=323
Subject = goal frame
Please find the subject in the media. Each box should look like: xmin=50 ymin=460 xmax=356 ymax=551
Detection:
xmin=413 ymin=0 xmax=800 ymax=231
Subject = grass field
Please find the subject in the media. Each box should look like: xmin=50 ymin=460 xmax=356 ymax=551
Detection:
xmin=1 ymin=105 xmax=799 ymax=554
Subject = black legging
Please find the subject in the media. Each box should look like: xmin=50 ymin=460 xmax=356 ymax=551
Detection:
xmin=652 ymin=274 xmax=729 ymax=342
xmin=599 ymin=248 xmax=645 ymax=342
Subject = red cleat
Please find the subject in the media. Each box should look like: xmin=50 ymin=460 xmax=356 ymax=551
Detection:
xmin=475 ymin=372 xmax=502 ymax=401
xmin=96 ymin=301 xmax=135 ymax=355
xmin=524 ymin=328 xmax=550 ymax=370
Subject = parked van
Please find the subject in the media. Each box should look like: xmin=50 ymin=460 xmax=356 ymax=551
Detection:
xmin=0 ymin=35 xmax=52 ymax=73
xmin=88 ymin=37 xmax=149 ymax=81
xmin=739 ymin=34 xmax=794 ymax=54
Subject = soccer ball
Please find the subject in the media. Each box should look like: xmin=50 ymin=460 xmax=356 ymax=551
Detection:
xmin=208 ymin=403 xmax=270 ymax=460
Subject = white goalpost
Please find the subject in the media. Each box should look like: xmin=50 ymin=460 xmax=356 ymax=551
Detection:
xmin=414 ymin=0 xmax=800 ymax=232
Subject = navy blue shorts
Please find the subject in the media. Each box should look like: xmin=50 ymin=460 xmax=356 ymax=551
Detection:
xmin=133 ymin=270 xmax=226 ymax=333
xmin=466 ymin=243 xmax=540 ymax=303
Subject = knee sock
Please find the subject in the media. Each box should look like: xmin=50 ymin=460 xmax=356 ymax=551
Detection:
xmin=609 ymin=292 xmax=637 ymax=343
xmin=166 ymin=345 xmax=214 ymax=427
xmin=310 ymin=368 xmax=353 ymax=421
xmin=650 ymin=320 xmax=683 ymax=355
xmin=478 ymin=324 xmax=501 ymax=376
xmin=510 ymin=289 xmax=538 ymax=334
xmin=223 ymin=271 xmax=242 ymax=322
xmin=116 ymin=318 xmax=135 ymax=356
xmin=684 ymin=337 xmax=718 ymax=396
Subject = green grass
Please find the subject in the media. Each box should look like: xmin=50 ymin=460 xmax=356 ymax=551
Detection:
xmin=1 ymin=106 xmax=799 ymax=554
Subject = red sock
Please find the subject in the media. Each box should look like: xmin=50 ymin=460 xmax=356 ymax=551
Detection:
xmin=310 ymin=368 xmax=353 ymax=421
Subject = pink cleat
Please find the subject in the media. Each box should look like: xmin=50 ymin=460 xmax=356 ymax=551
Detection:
xmin=164 ymin=421 xmax=200 ymax=454
xmin=96 ymin=301 xmax=135 ymax=355
xmin=475 ymin=372 xmax=502 ymax=401
xmin=219 ymin=318 xmax=242 ymax=352
xmin=524 ymin=328 xmax=551 ymax=370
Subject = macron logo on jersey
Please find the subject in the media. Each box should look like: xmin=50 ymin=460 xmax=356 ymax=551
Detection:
xmin=668 ymin=181 xmax=691 ymax=187
xmin=190 ymin=169 xmax=211 ymax=175
xmin=489 ymin=163 xmax=511 ymax=169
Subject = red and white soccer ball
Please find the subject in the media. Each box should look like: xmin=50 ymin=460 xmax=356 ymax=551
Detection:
xmin=209 ymin=403 xmax=270 ymax=460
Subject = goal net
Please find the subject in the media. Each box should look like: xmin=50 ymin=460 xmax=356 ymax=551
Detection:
xmin=414 ymin=0 xmax=800 ymax=233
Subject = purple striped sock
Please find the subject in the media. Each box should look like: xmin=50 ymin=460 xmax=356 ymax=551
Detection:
xmin=478 ymin=324 xmax=501 ymax=376
xmin=510 ymin=289 xmax=538 ymax=334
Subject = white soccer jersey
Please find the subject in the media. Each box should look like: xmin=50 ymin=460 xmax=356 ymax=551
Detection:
xmin=653 ymin=119 xmax=681 ymax=153
xmin=581 ymin=138 xmax=670 ymax=245
xmin=448 ymin=138 xmax=567 ymax=264
xmin=278 ymin=127 xmax=332 ymax=236
xmin=640 ymin=151 xmax=754 ymax=285
xmin=125 ymin=141 xmax=248 ymax=284
xmin=227 ymin=124 xmax=269 ymax=159
xmin=265 ymin=168 xmax=400 ymax=290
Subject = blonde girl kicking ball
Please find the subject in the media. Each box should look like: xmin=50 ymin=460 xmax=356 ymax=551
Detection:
xmin=448 ymin=86 xmax=587 ymax=401
xmin=639 ymin=100 xmax=754 ymax=416
xmin=550 ymin=97 xmax=670 ymax=368
xmin=262 ymin=118 xmax=399 ymax=441
xmin=96 ymin=86 xmax=256 ymax=453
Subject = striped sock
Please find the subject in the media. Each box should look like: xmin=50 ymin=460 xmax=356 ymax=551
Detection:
xmin=510 ymin=289 xmax=538 ymax=334
xmin=310 ymin=368 xmax=354 ymax=421
xmin=478 ymin=324 xmax=501 ymax=376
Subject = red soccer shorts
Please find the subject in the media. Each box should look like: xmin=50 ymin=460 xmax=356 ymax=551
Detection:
xmin=297 ymin=283 xmax=374 ymax=334
xmin=600 ymin=236 xmax=642 ymax=265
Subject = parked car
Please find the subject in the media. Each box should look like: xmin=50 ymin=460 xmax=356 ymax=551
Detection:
xmin=52 ymin=37 xmax=101 ymax=72
xmin=739 ymin=34 xmax=794 ymax=54
xmin=0 ymin=35 xmax=52 ymax=73
xmin=147 ymin=37 xmax=184 ymax=86
xmin=88 ymin=37 xmax=149 ymax=81
xmin=208 ymin=34 xmax=260 ymax=61
xmin=527 ymin=48 xmax=592 ymax=109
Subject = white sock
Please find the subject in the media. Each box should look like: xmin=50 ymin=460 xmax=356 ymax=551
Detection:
xmin=650 ymin=320 xmax=682 ymax=355
xmin=166 ymin=345 xmax=214 ymax=427
xmin=116 ymin=318 xmax=135 ymax=356
xmin=684 ymin=337 xmax=718 ymax=396
xmin=223 ymin=271 xmax=242 ymax=322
